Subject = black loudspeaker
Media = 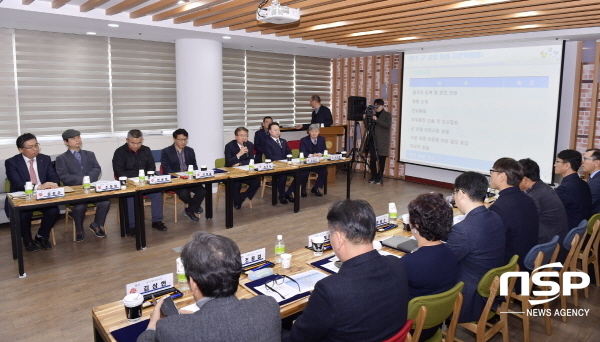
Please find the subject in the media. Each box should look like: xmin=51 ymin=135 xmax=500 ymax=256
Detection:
xmin=347 ymin=96 xmax=367 ymax=121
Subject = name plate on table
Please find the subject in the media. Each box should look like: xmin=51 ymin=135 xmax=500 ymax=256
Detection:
xmin=256 ymin=163 xmax=274 ymax=171
xmin=375 ymin=214 xmax=389 ymax=226
xmin=241 ymin=248 xmax=266 ymax=267
xmin=148 ymin=175 xmax=171 ymax=184
xmin=305 ymin=157 xmax=320 ymax=164
xmin=95 ymin=181 xmax=121 ymax=192
xmin=193 ymin=170 xmax=214 ymax=179
xmin=126 ymin=273 xmax=173 ymax=295
xmin=36 ymin=188 xmax=65 ymax=200
xmin=328 ymin=154 xmax=342 ymax=161
xmin=308 ymin=231 xmax=330 ymax=247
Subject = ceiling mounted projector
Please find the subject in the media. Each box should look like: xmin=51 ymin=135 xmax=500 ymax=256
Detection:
xmin=256 ymin=0 xmax=300 ymax=24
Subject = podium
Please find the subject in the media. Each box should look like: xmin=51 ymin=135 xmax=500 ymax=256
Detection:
xmin=319 ymin=126 xmax=346 ymax=185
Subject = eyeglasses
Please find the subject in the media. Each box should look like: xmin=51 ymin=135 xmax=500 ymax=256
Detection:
xmin=265 ymin=275 xmax=301 ymax=300
xmin=175 ymin=138 xmax=188 ymax=142
xmin=583 ymin=157 xmax=597 ymax=162
xmin=489 ymin=169 xmax=501 ymax=175
xmin=554 ymin=160 xmax=568 ymax=164
xmin=22 ymin=143 xmax=40 ymax=150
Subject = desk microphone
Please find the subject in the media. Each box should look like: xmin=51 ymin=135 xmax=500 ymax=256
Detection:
xmin=243 ymin=142 xmax=248 ymax=158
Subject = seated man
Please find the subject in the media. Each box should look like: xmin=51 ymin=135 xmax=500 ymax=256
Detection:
xmin=263 ymin=122 xmax=296 ymax=204
xmin=112 ymin=129 xmax=166 ymax=233
xmin=519 ymin=158 xmax=568 ymax=244
xmin=286 ymin=199 xmax=408 ymax=342
xmin=489 ymin=157 xmax=539 ymax=272
xmin=4 ymin=133 xmax=60 ymax=252
xmin=253 ymin=116 xmax=273 ymax=164
xmin=55 ymin=129 xmax=110 ymax=242
xmin=446 ymin=171 xmax=505 ymax=323
xmin=299 ymin=124 xmax=327 ymax=197
xmin=224 ymin=127 xmax=260 ymax=209
xmin=554 ymin=149 xmax=592 ymax=228
xmin=160 ymin=128 xmax=206 ymax=222
xmin=137 ymin=232 xmax=281 ymax=342
xmin=581 ymin=148 xmax=600 ymax=214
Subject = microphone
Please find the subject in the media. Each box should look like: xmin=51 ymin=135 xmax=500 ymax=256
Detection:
xmin=243 ymin=142 xmax=248 ymax=158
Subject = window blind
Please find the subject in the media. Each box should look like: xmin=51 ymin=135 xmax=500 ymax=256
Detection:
xmin=110 ymin=38 xmax=177 ymax=133
xmin=0 ymin=28 xmax=18 ymax=140
xmin=246 ymin=51 xmax=295 ymax=128
xmin=223 ymin=48 xmax=246 ymax=132
xmin=14 ymin=30 xmax=111 ymax=136
xmin=294 ymin=55 xmax=332 ymax=125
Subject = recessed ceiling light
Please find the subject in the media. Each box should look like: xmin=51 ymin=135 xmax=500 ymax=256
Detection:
xmin=398 ymin=36 xmax=418 ymax=41
xmin=223 ymin=36 xmax=232 ymax=39
xmin=350 ymin=30 xmax=385 ymax=37
xmin=177 ymin=0 xmax=188 ymax=4
xmin=108 ymin=23 xmax=119 ymax=28
xmin=312 ymin=22 xmax=347 ymax=31
xmin=513 ymin=11 xmax=539 ymax=18
xmin=86 ymin=32 xmax=97 ymax=35
xmin=513 ymin=24 xmax=540 ymax=30
xmin=454 ymin=0 xmax=509 ymax=9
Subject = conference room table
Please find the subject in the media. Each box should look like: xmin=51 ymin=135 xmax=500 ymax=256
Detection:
xmin=7 ymin=184 xmax=139 ymax=278
xmin=91 ymin=223 xmax=410 ymax=342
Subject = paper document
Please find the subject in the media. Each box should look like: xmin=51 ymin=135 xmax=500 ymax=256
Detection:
xmin=180 ymin=302 xmax=200 ymax=313
xmin=234 ymin=165 xmax=250 ymax=171
xmin=255 ymin=270 xmax=327 ymax=303
xmin=9 ymin=191 xmax=26 ymax=198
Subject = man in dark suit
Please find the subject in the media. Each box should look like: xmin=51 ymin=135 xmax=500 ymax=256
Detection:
xmin=253 ymin=116 xmax=273 ymax=164
xmin=489 ymin=158 xmax=539 ymax=272
xmin=138 ymin=232 xmax=281 ymax=342
xmin=446 ymin=171 xmax=505 ymax=323
xmin=519 ymin=158 xmax=569 ymax=244
xmin=224 ymin=127 xmax=260 ymax=209
xmin=582 ymin=148 xmax=600 ymax=214
xmin=554 ymin=149 xmax=592 ymax=228
xmin=295 ymin=95 xmax=333 ymax=130
xmin=263 ymin=122 xmax=296 ymax=204
xmin=285 ymin=199 xmax=408 ymax=342
xmin=299 ymin=124 xmax=327 ymax=197
xmin=4 ymin=133 xmax=60 ymax=252
xmin=55 ymin=129 xmax=110 ymax=242
xmin=160 ymin=129 xmax=206 ymax=222
xmin=112 ymin=129 xmax=166 ymax=233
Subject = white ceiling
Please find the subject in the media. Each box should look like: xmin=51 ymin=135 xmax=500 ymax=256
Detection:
xmin=2 ymin=0 xmax=600 ymax=58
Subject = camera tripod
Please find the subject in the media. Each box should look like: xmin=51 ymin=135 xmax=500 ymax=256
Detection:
xmin=349 ymin=116 xmax=382 ymax=184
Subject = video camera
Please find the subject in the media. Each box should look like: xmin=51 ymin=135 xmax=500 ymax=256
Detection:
xmin=364 ymin=105 xmax=378 ymax=117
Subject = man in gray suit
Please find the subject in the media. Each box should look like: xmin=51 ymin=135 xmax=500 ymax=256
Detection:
xmin=519 ymin=158 xmax=569 ymax=244
xmin=582 ymin=148 xmax=600 ymax=214
xmin=55 ymin=129 xmax=110 ymax=242
xmin=138 ymin=232 xmax=281 ymax=342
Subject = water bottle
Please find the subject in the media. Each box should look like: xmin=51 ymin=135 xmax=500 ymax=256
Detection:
xmin=299 ymin=152 xmax=305 ymax=164
xmin=138 ymin=169 xmax=145 ymax=185
xmin=323 ymin=149 xmax=329 ymax=159
xmin=275 ymin=235 xmax=285 ymax=263
xmin=176 ymin=257 xmax=189 ymax=292
xmin=25 ymin=181 xmax=33 ymax=201
xmin=187 ymin=165 xmax=194 ymax=179
xmin=388 ymin=202 xmax=398 ymax=224
xmin=83 ymin=176 xmax=91 ymax=194
xmin=249 ymin=159 xmax=255 ymax=171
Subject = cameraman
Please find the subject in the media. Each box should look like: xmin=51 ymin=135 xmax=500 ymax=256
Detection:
xmin=364 ymin=99 xmax=391 ymax=184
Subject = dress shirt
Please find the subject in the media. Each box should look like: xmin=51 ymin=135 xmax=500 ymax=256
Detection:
xmin=22 ymin=154 xmax=41 ymax=189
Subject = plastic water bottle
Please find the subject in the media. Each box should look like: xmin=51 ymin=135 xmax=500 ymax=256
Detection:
xmin=187 ymin=165 xmax=194 ymax=179
xmin=275 ymin=235 xmax=285 ymax=263
xmin=249 ymin=159 xmax=255 ymax=171
xmin=83 ymin=176 xmax=91 ymax=194
xmin=138 ymin=169 xmax=145 ymax=185
xmin=25 ymin=181 xmax=33 ymax=201
xmin=323 ymin=149 xmax=329 ymax=159
xmin=388 ymin=202 xmax=398 ymax=224
xmin=299 ymin=152 xmax=305 ymax=163
xmin=176 ymin=257 xmax=189 ymax=292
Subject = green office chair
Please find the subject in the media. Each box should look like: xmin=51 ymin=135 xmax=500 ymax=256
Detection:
xmin=408 ymin=281 xmax=464 ymax=342
xmin=459 ymin=255 xmax=519 ymax=342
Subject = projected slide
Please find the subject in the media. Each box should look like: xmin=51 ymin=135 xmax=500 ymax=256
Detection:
xmin=400 ymin=44 xmax=563 ymax=183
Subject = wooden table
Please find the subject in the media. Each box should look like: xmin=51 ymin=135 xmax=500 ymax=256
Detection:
xmin=8 ymin=185 xmax=138 ymax=278
xmin=91 ymin=225 xmax=410 ymax=342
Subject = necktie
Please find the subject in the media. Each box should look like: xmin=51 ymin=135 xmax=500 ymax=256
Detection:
xmin=74 ymin=151 xmax=83 ymax=168
xmin=29 ymin=159 xmax=38 ymax=185
xmin=312 ymin=139 xmax=317 ymax=145
xmin=277 ymin=139 xmax=282 ymax=148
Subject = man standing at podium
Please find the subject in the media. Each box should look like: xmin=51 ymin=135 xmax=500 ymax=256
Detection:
xmin=296 ymin=95 xmax=333 ymax=130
